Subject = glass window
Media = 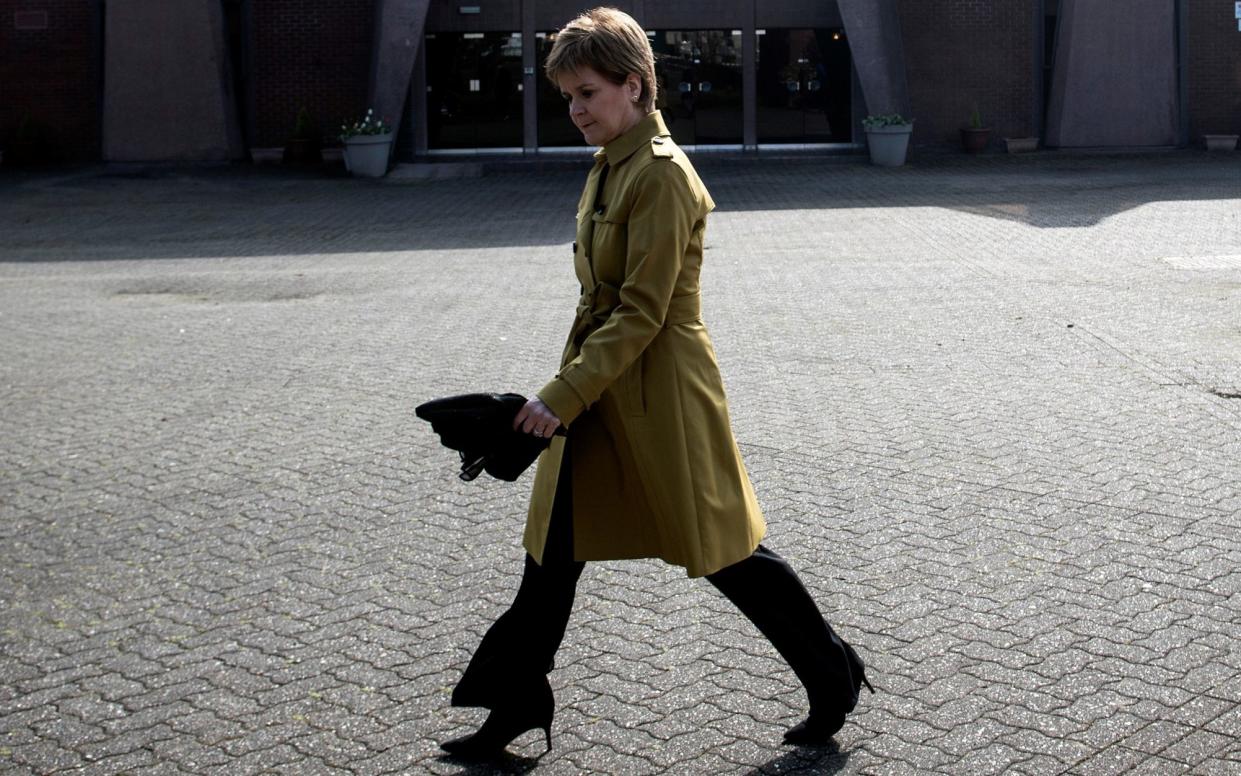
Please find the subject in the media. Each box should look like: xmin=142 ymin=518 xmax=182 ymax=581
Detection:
xmin=535 ymin=32 xmax=590 ymax=147
xmin=650 ymin=30 xmax=743 ymax=146
xmin=757 ymin=28 xmax=852 ymax=144
xmin=425 ymin=32 xmax=523 ymax=150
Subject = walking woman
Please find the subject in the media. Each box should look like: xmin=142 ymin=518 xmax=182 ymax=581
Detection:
xmin=440 ymin=7 xmax=872 ymax=760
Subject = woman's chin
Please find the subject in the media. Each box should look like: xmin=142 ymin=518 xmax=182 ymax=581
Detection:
xmin=579 ymin=127 xmax=614 ymax=146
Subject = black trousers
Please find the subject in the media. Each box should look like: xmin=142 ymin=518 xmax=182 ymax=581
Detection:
xmin=452 ymin=448 xmax=861 ymax=716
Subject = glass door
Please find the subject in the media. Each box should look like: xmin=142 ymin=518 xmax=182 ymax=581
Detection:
xmin=649 ymin=30 xmax=743 ymax=146
xmin=424 ymin=31 xmax=523 ymax=150
xmin=756 ymin=28 xmax=852 ymax=144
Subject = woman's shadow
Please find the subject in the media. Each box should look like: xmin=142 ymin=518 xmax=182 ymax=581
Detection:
xmin=435 ymin=743 xmax=850 ymax=774
xmin=746 ymin=743 xmax=850 ymax=775
xmin=436 ymin=752 xmax=542 ymax=774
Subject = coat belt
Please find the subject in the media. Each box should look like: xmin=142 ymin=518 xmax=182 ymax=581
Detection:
xmin=569 ymin=285 xmax=701 ymax=348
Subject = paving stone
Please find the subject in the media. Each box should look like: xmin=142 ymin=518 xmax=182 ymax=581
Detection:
xmin=1159 ymin=729 xmax=1232 ymax=767
xmin=3 ymin=153 xmax=1240 ymax=773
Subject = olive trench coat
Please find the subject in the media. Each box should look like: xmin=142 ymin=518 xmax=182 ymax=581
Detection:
xmin=525 ymin=112 xmax=765 ymax=578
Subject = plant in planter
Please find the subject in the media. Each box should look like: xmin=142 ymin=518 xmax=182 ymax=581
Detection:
xmin=960 ymin=107 xmax=991 ymax=154
xmin=862 ymin=114 xmax=913 ymax=167
xmin=283 ymin=107 xmax=322 ymax=165
xmin=339 ymin=109 xmax=393 ymax=178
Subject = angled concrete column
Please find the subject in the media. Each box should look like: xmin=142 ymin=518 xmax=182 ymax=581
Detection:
xmin=1045 ymin=0 xmax=1177 ymax=147
xmin=838 ymin=0 xmax=910 ymax=118
xmin=103 ymin=1 xmax=242 ymax=162
xmin=370 ymin=0 xmax=432 ymax=144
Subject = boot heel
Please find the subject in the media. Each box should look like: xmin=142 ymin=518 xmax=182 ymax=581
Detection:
xmin=860 ymin=671 xmax=875 ymax=694
xmin=843 ymin=640 xmax=875 ymax=694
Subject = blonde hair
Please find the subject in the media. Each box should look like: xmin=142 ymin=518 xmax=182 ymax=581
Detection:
xmin=544 ymin=7 xmax=658 ymax=113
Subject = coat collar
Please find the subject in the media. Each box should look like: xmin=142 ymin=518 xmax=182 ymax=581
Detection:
xmin=597 ymin=111 xmax=670 ymax=166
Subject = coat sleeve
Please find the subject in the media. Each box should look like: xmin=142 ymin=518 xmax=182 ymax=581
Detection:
xmin=538 ymin=159 xmax=698 ymax=426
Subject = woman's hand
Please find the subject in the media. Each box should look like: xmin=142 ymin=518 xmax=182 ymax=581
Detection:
xmin=513 ymin=398 xmax=562 ymax=439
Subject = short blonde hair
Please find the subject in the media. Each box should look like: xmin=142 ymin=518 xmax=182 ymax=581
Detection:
xmin=544 ymin=7 xmax=658 ymax=113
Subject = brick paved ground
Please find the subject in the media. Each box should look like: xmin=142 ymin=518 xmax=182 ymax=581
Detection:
xmin=2 ymin=151 xmax=1240 ymax=775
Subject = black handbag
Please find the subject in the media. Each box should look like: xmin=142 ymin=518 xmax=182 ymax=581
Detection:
xmin=415 ymin=393 xmax=564 ymax=482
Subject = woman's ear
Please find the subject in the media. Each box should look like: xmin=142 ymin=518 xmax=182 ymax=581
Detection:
xmin=628 ymin=74 xmax=642 ymax=103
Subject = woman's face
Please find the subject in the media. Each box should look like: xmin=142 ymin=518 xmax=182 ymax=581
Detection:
xmin=557 ymin=66 xmax=644 ymax=147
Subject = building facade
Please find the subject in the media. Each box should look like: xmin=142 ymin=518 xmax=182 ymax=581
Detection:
xmin=2 ymin=1 xmax=1239 ymax=164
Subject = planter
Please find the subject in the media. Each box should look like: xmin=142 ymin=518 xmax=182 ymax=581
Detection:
xmin=1203 ymin=134 xmax=1238 ymax=152
xmin=960 ymin=127 xmax=991 ymax=154
xmin=1003 ymin=136 xmax=1039 ymax=154
xmin=3 ymin=140 xmax=38 ymax=168
xmin=864 ymin=125 xmax=912 ymax=167
xmin=342 ymin=133 xmax=393 ymax=177
xmin=282 ymin=137 xmax=322 ymax=165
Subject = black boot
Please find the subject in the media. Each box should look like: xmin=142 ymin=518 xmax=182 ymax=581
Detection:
xmin=784 ymin=639 xmax=875 ymax=746
xmin=440 ymin=679 xmax=554 ymax=760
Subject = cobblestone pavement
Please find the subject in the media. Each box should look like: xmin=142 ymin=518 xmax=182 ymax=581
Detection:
xmin=2 ymin=151 xmax=1241 ymax=775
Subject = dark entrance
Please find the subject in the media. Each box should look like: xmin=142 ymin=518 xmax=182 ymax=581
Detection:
xmin=756 ymin=28 xmax=852 ymax=144
xmin=424 ymin=31 xmax=523 ymax=150
xmin=649 ymin=30 xmax=743 ymax=146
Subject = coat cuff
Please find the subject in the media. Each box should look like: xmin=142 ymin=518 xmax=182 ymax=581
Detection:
xmin=538 ymin=376 xmax=586 ymax=428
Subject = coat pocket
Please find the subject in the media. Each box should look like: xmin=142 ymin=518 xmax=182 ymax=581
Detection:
xmin=589 ymin=211 xmax=629 ymax=276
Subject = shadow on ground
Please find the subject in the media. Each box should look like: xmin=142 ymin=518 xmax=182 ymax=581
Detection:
xmin=2 ymin=151 xmax=1239 ymax=261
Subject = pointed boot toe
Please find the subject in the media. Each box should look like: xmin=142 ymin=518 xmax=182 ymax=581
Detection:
xmin=783 ymin=710 xmax=846 ymax=746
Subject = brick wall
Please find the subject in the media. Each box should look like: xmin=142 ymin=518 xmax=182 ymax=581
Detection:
xmin=252 ymin=0 xmax=375 ymax=148
xmin=1187 ymin=0 xmax=1241 ymax=140
xmin=0 ymin=1 xmax=99 ymax=162
xmin=898 ymin=0 xmax=1038 ymax=150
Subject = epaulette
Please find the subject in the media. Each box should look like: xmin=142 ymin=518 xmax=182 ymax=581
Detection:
xmin=650 ymin=135 xmax=674 ymax=158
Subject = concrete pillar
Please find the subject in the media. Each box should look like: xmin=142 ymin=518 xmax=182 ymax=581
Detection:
xmin=370 ymin=0 xmax=432 ymax=145
xmin=102 ymin=1 xmax=242 ymax=162
xmin=1045 ymin=0 xmax=1178 ymax=147
xmin=837 ymin=0 xmax=910 ymax=118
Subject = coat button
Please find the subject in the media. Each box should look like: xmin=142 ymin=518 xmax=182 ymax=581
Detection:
xmin=653 ymin=137 xmax=665 ymax=144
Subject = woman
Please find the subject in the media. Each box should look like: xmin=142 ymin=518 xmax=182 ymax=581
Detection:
xmin=441 ymin=7 xmax=872 ymax=760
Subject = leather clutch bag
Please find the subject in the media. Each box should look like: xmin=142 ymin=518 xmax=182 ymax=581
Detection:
xmin=415 ymin=392 xmax=564 ymax=482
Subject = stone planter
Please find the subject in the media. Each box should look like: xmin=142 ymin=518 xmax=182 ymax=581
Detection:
xmin=1203 ymin=134 xmax=1238 ymax=152
xmin=342 ymin=133 xmax=393 ymax=177
xmin=1003 ymin=136 xmax=1039 ymax=154
xmin=864 ymin=125 xmax=912 ymax=167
